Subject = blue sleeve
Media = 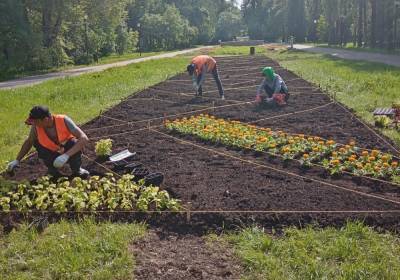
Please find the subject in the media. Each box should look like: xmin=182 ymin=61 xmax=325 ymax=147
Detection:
xmin=257 ymin=78 xmax=266 ymax=95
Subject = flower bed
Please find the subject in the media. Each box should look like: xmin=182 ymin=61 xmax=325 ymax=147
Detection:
xmin=0 ymin=174 xmax=180 ymax=212
xmin=165 ymin=114 xmax=400 ymax=182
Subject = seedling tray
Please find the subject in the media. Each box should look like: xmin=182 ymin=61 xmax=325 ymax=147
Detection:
xmin=132 ymin=168 xmax=150 ymax=180
xmin=144 ymin=172 xmax=164 ymax=186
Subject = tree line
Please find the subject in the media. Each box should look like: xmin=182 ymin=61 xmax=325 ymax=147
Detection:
xmin=242 ymin=0 xmax=400 ymax=49
xmin=1 ymin=0 xmax=399 ymax=76
xmin=0 ymin=0 xmax=242 ymax=74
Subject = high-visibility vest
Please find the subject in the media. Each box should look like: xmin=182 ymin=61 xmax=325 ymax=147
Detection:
xmin=36 ymin=115 xmax=74 ymax=152
xmin=191 ymin=55 xmax=216 ymax=75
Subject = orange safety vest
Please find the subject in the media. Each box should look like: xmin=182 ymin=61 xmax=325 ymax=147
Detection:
xmin=191 ymin=55 xmax=216 ymax=75
xmin=36 ymin=115 xmax=75 ymax=152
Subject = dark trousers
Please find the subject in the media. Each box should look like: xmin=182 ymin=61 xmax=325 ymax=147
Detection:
xmin=34 ymin=138 xmax=82 ymax=177
xmin=197 ymin=66 xmax=224 ymax=97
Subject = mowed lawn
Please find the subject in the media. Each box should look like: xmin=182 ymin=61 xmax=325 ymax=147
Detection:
xmin=223 ymin=222 xmax=400 ymax=280
xmin=0 ymin=219 xmax=146 ymax=279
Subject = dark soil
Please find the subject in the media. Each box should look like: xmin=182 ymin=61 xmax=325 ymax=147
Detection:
xmin=4 ymin=54 xmax=400 ymax=279
xmin=131 ymin=230 xmax=242 ymax=280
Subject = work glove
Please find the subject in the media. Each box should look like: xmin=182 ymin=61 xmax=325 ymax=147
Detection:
xmin=53 ymin=154 xmax=70 ymax=169
xmin=255 ymin=94 xmax=262 ymax=103
xmin=266 ymin=97 xmax=274 ymax=103
xmin=221 ymin=95 xmax=225 ymax=100
xmin=7 ymin=160 xmax=20 ymax=172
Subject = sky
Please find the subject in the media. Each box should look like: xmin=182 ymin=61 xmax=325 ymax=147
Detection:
xmin=235 ymin=0 xmax=243 ymax=7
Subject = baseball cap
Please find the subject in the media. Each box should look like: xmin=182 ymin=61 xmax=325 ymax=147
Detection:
xmin=25 ymin=105 xmax=51 ymax=125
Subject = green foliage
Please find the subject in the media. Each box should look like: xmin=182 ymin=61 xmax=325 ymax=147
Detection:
xmin=227 ymin=222 xmax=400 ymax=279
xmin=316 ymin=15 xmax=329 ymax=42
xmin=95 ymin=139 xmax=113 ymax=157
xmin=0 ymin=0 xmax=239 ymax=76
xmin=0 ymin=174 xmax=181 ymax=213
xmin=374 ymin=116 xmax=392 ymax=128
xmin=140 ymin=5 xmax=198 ymax=51
xmin=215 ymin=10 xmax=243 ymax=42
xmin=0 ymin=219 xmax=146 ymax=279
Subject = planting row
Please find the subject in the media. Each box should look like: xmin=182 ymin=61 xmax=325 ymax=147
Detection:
xmin=0 ymin=174 xmax=181 ymax=213
xmin=95 ymin=139 xmax=165 ymax=186
xmin=165 ymin=114 xmax=400 ymax=182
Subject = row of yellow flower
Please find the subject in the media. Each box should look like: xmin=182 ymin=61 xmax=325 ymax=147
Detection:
xmin=165 ymin=114 xmax=400 ymax=181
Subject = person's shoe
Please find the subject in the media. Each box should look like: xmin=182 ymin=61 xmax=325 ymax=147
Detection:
xmin=221 ymin=95 xmax=225 ymax=100
xmin=73 ymin=168 xmax=90 ymax=179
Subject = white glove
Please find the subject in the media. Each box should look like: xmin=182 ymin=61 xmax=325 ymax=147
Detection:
xmin=53 ymin=154 xmax=70 ymax=169
xmin=7 ymin=160 xmax=20 ymax=172
xmin=266 ymin=97 xmax=274 ymax=103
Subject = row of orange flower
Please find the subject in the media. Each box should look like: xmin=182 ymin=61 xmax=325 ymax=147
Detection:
xmin=165 ymin=114 xmax=400 ymax=181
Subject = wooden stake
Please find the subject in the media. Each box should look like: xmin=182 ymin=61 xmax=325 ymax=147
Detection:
xmin=186 ymin=202 xmax=192 ymax=222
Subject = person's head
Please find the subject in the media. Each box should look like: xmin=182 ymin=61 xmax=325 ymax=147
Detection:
xmin=25 ymin=105 xmax=53 ymax=127
xmin=262 ymin=67 xmax=275 ymax=81
xmin=187 ymin=64 xmax=195 ymax=76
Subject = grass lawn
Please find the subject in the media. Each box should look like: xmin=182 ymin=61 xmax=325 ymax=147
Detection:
xmin=312 ymin=43 xmax=400 ymax=56
xmin=266 ymin=49 xmax=400 ymax=146
xmin=0 ymin=51 xmax=168 ymax=82
xmin=208 ymin=46 xmax=267 ymax=56
xmin=0 ymin=56 xmax=189 ymax=170
xmin=224 ymin=222 xmax=400 ymax=280
xmin=0 ymin=219 xmax=146 ymax=279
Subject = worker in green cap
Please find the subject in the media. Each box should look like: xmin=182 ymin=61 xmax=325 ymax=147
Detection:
xmin=255 ymin=67 xmax=289 ymax=106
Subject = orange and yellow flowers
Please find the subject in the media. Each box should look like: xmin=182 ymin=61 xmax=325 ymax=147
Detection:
xmin=166 ymin=114 xmax=400 ymax=181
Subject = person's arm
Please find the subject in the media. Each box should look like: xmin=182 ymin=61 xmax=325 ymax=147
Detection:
xmin=16 ymin=128 xmax=35 ymax=161
xmin=197 ymin=64 xmax=207 ymax=87
xmin=63 ymin=117 xmax=89 ymax=157
xmin=272 ymin=76 xmax=282 ymax=94
xmin=281 ymin=78 xmax=288 ymax=94
xmin=192 ymin=73 xmax=198 ymax=88
xmin=256 ymin=78 xmax=266 ymax=96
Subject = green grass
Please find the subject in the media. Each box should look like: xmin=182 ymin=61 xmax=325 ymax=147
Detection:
xmin=0 ymin=56 xmax=189 ymax=169
xmin=226 ymin=222 xmax=400 ymax=280
xmin=0 ymin=219 xmax=146 ymax=279
xmin=266 ymin=49 xmax=400 ymax=146
xmin=0 ymin=51 xmax=169 ymax=82
xmin=95 ymin=51 xmax=167 ymax=65
xmin=207 ymin=45 xmax=267 ymax=56
xmin=312 ymin=43 xmax=400 ymax=56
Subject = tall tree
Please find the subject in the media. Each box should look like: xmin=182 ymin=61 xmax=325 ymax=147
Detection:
xmin=287 ymin=0 xmax=307 ymax=42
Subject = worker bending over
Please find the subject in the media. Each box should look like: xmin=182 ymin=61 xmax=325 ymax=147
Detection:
xmin=256 ymin=67 xmax=289 ymax=106
xmin=187 ymin=55 xmax=225 ymax=100
xmin=7 ymin=106 xmax=89 ymax=178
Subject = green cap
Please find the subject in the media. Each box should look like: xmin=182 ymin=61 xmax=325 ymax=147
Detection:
xmin=262 ymin=67 xmax=275 ymax=80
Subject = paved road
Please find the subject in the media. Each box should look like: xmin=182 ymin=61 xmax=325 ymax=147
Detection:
xmin=0 ymin=46 xmax=213 ymax=90
xmin=294 ymin=44 xmax=400 ymax=67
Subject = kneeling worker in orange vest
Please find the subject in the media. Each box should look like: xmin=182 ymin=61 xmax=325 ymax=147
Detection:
xmin=7 ymin=106 xmax=89 ymax=178
xmin=187 ymin=55 xmax=225 ymax=100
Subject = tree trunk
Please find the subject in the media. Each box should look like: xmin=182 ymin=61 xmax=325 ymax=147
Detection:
xmin=377 ymin=0 xmax=385 ymax=48
xmin=363 ymin=0 xmax=367 ymax=46
xmin=41 ymin=0 xmax=63 ymax=48
xmin=357 ymin=0 xmax=363 ymax=47
xmin=370 ymin=0 xmax=377 ymax=47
